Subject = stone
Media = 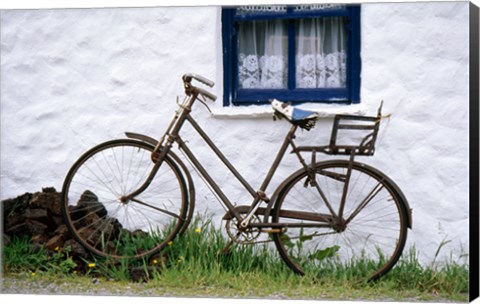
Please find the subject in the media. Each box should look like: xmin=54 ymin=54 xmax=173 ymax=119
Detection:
xmin=130 ymin=266 xmax=154 ymax=283
xmin=52 ymin=215 xmax=65 ymax=227
xmin=30 ymin=190 xmax=62 ymax=216
xmin=42 ymin=187 xmax=57 ymax=193
xmin=45 ymin=234 xmax=65 ymax=251
xmin=26 ymin=219 xmax=49 ymax=236
xmin=25 ymin=207 xmax=49 ymax=220
xmin=2 ymin=192 xmax=31 ymax=216
xmin=64 ymin=239 xmax=89 ymax=259
xmin=4 ymin=212 xmax=25 ymax=232
xmin=54 ymin=224 xmax=71 ymax=239
xmin=77 ymin=199 xmax=108 ymax=219
xmin=31 ymin=234 xmax=49 ymax=244
xmin=79 ymin=190 xmax=98 ymax=202
xmin=6 ymin=222 xmax=29 ymax=237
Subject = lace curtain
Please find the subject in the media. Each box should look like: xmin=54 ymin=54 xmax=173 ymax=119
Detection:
xmin=296 ymin=17 xmax=347 ymax=88
xmin=238 ymin=17 xmax=347 ymax=90
xmin=238 ymin=20 xmax=288 ymax=89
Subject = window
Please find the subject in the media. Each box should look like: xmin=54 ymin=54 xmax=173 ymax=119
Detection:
xmin=222 ymin=4 xmax=361 ymax=106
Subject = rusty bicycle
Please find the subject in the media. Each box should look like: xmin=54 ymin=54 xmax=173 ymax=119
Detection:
xmin=61 ymin=73 xmax=412 ymax=281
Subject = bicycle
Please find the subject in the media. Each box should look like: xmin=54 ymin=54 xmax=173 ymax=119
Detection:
xmin=61 ymin=73 xmax=412 ymax=281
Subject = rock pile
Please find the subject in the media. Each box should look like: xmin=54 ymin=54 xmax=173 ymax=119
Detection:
xmin=2 ymin=187 xmax=162 ymax=281
xmin=2 ymin=187 xmax=92 ymax=264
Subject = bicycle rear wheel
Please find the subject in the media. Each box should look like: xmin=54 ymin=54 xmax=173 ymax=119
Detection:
xmin=271 ymin=160 xmax=409 ymax=281
xmin=61 ymin=139 xmax=188 ymax=260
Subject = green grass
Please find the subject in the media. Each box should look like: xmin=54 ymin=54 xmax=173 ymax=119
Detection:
xmin=2 ymin=216 xmax=469 ymax=301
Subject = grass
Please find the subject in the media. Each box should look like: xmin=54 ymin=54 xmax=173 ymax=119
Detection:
xmin=2 ymin=216 xmax=469 ymax=302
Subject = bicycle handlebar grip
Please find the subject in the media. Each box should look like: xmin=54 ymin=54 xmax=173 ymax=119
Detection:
xmin=183 ymin=73 xmax=215 ymax=88
xmin=196 ymin=87 xmax=217 ymax=102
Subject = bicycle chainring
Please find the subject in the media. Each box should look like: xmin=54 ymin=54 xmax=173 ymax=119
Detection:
xmin=225 ymin=215 xmax=261 ymax=245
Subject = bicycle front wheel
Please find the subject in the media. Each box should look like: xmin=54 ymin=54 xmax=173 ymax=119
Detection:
xmin=61 ymin=139 xmax=188 ymax=260
xmin=271 ymin=160 xmax=409 ymax=281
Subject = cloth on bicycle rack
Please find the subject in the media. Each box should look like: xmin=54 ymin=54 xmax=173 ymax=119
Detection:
xmin=270 ymin=99 xmax=318 ymax=122
xmin=270 ymin=99 xmax=318 ymax=130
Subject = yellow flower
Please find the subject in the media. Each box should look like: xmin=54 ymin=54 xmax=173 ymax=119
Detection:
xmin=168 ymin=241 xmax=173 ymax=246
xmin=55 ymin=246 xmax=60 ymax=252
xmin=88 ymin=263 xmax=96 ymax=268
xmin=31 ymin=272 xmax=36 ymax=277
xmin=153 ymin=259 xmax=158 ymax=264
xmin=195 ymin=227 xmax=201 ymax=233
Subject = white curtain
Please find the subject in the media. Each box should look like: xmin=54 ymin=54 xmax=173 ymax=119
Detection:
xmin=296 ymin=17 xmax=347 ymax=88
xmin=237 ymin=17 xmax=347 ymax=90
xmin=238 ymin=20 xmax=288 ymax=89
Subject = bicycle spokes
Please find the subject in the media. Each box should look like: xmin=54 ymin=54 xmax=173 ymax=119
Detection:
xmin=271 ymin=160 xmax=408 ymax=281
xmin=62 ymin=140 xmax=188 ymax=260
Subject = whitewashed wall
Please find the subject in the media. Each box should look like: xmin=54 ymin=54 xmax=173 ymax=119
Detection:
xmin=0 ymin=2 xmax=470 ymax=265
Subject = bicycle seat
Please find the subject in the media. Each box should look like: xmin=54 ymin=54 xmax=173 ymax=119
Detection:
xmin=270 ymin=99 xmax=318 ymax=130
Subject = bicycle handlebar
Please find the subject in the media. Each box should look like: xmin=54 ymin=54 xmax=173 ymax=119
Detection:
xmin=182 ymin=73 xmax=217 ymax=102
xmin=183 ymin=73 xmax=214 ymax=87
xmin=197 ymin=86 xmax=217 ymax=102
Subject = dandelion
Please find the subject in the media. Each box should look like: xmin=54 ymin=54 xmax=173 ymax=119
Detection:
xmin=153 ymin=259 xmax=158 ymax=265
xmin=195 ymin=227 xmax=201 ymax=233
xmin=31 ymin=272 xmax=36 ymax=277
xmin=168 ymin=241 xmax=173 ymax=246
xmin=88 ymin=263 xmax=96 ymax=268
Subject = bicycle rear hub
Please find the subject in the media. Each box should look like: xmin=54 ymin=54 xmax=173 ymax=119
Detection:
xmin=331 ymin=217 xmax=347 ymax=232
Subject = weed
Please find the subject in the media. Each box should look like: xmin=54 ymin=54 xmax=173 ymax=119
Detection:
xmin=3 ymin=236 xmax=49 ymax=272
xmin=2 ymin=217 xmax=469 ymax=301
xmin=47 ymin=245 xmax=77 ymax=275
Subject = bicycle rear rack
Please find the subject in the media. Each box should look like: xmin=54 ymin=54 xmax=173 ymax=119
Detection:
xmin=295 ymin=102 xmax=383 ymax=157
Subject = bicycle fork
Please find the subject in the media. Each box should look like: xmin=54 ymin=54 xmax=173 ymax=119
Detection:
xmin=121 ymin=96 xmax=194 ymax=203
xmin=119 ymin=139 xmax=172 ymax=203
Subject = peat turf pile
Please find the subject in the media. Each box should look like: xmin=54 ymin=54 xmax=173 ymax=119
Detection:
xmin=2 ymin=187 xmax=162 ymax=281
xmin=2 ymin=187 xmax=92 ymax=267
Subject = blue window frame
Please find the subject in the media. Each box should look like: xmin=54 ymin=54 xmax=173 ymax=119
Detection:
xmin=222 ymin=4 xmax=361 ymax=106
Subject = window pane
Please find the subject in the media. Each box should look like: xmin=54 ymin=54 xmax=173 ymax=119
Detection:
xmin=238 ymin=20 xmax=288 ymax=89
xmin=296 ymin=17 xmax=347 ymax=89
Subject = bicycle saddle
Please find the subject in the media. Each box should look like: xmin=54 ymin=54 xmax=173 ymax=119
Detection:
xmin=270 ymin=99 xmax=318 ymax=130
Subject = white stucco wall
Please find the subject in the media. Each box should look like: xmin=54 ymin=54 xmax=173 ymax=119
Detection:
xmin=0 ymin=2 xmax=471 ymax=265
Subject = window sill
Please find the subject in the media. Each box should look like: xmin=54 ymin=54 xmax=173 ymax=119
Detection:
xmin=211 ymin=103 xmax=368 ymax=119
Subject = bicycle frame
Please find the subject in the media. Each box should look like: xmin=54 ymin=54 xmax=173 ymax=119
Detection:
xmin=122 ymin=91 xmax=335 ymax=231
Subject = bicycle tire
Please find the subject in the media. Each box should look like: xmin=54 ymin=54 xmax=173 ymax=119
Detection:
xmin=61 ymin=139 xmax=188 ymax=260
xmin=271 ymin=160 xmax=409 ymax=281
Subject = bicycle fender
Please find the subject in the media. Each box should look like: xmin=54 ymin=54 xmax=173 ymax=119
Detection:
xmin=125 ymin=132 xmax=159 ymax=146
xmin=125 ymin=132 xmax=196 ymax=234
xmin=265 ymin=160 xmax=412 ymax=229
xmin=352 ymin=161 xmax=413 ymax=229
